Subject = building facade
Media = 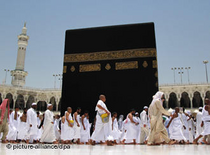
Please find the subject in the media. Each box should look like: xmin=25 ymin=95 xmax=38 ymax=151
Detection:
xmin=0 ymin=84 xmax=61 ymax=112
xmin=0 ymin=83 xmax=209 ymax=113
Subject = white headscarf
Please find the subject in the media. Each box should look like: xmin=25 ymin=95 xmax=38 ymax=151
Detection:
xmin=149 ymin=91 xmax=164 ymax=115
xmin=152 ymin=91 xmax=164 ymax=101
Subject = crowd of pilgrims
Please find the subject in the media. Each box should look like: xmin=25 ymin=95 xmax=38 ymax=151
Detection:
xmin=0 ymin=92 xmax=210 ymax=145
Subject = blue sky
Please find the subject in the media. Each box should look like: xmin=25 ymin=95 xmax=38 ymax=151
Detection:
xmin=0 ymin=0 xmax=210 ymax=88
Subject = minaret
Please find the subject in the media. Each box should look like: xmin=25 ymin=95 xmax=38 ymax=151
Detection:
xmin=11 ymin=23 xmax=29 ymax=87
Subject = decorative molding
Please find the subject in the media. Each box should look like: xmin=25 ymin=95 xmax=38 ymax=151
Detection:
xmin=64 ymin=48 xmax=156 ymax=63
xmin=155 ymin=81 xmax=158 ymax=87
xmin=63 ymin=66 xmax=67 ymax=73
xmin=70 ymin=66 xmax=75 ymax=72
xmin=155 ymin=71 xmax=158 ymax=77
xmin=79 ymin=64 xmax=101 ymax=72
xmin=153 ymin=60 xmax=157 ymax=68
xmin=142 ymin=61 xmax=148 ymax=68
xmin=115 ymin=61 xmax=138 ymax=70
xmin=105 ymin=63 xmax=111 ymax=70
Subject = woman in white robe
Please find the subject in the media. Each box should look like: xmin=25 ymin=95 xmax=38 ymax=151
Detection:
xmin=147 ymin=92 xmax=175 ymax=145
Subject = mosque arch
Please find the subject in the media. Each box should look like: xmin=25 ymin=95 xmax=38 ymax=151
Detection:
xmin=192 ymin=91 xmax=203 ymax=108
xmin=162 ymin=95 xmax=167 ymax=108
xmin=6 ymin=93 xmax=14 ymax=109
xmin=180 ymin=92 xmax=191 ymax=108
xmin=49 ymin=96 xmax=56 ymax=111
xmin=15 ymin=94 xmax=25 ymax=110
xmin=37 ymin=101 xmax=47 ymax=112
xmin=26 ymin=95 xmax=35 ymax=109
xmin=205 ymin=91 xmax=210 ymax=100
xmin=168 ymin=92 xmax=178 ymax=108
xmin=58 ymin=98 xmax=61 ymax=111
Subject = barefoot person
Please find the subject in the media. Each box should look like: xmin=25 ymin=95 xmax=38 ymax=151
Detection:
xmin=73 ymin=107 xmax=82 ymax=144
xmin=54 ymin=114 xmax=61 ymax=142
xmin=194 ymin=98 xmax=210 ymax=144
xmin=195 ymin=107 xmax=204 ymax=144
xmin=110 ymin=112 xmax=121 ymax=144
xmin=40 ymin=104 xmax=57 ymax=144
xmin=147 ymin=91 xmax=176 ymax=145
xmin=17 ymin=108 xmax=28 ymax=142
xmin=26 ymin=103 xmax=38 ymax=144
xmin=7 ymin=107 xmax=19 ymax=143
xmin=140 ymin=106 xmax=149 ymax=144
xmin=90 ymin=95 xmax=111 ymax=145
xmin=166 ymin=107 xmax=186 ymax=144
xmin=122 ymin=109 xmax=139 ymax=144
xmin=0 ymin=99 xmax=10 ymax=143
xmin=80 ymin=111 xmax=90 ymax=144
xmin=61 ymin=107 xmax=74 ymax=144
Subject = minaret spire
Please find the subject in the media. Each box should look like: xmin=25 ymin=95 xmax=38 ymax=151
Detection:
xmin=11 ymin=23 xmax=29 ymax=87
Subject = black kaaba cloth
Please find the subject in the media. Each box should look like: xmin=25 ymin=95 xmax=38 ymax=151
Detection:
xmin=61 ymin=22 xmax=158 ymax=120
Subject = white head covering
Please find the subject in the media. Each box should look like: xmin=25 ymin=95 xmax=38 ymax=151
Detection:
xmin=153 ymin=91 xmax=164 ymax=101
xmin=144 ymin=106 xmax=148 ymax=109
xmin=149 ymin=91 xmax=164 ymax=115
xmin=32 ymin=103 xmax=37 ymax=106
xmin=135 ymin=112 xmax=139 ymax=115
xmin=151 ymin=91 xmax=164 ymax=106
xmin=171 ymin=110 xmax=175 ymax=115
xmin=118 ymin=115 xmax=124 ymax=121
xmin=186 ymin=110 xmax=191 ymax=115
xmin=47 ymin=103 xmax=52 ymax=108
xmin=199 ymin=107 xmax=203 ymax=110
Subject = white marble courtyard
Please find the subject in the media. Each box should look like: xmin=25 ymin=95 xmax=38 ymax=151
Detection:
xmin=0 ymin=143 xmax=210 ymax=155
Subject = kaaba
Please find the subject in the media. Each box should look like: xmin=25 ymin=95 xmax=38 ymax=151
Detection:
xmin=61 ymin=22 xmax=158 ymax=121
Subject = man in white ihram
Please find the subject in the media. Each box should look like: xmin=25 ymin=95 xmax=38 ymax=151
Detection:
xmin=195 ymin=107 xmax=204 ymax=143
xmin=26 ymin=103 xmax=38 ymax=144
xmin=40 ymin=104 xmax=57 ymax=144
xmin=140 ymin=106 xmax=149 ymax=144
xmin=91 ymin=95 xmax=111 ymax=145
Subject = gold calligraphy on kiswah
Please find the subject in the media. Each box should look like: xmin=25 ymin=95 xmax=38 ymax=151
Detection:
xmin=79 ymin=64 xmax=101 ymax=72
xmin=115 ymin=61 xmax=138 ymax=70
xmin=64 ymin=48 xmax=156 ymax=63
xmin=63 ymin=66 xmax=67 ymax=73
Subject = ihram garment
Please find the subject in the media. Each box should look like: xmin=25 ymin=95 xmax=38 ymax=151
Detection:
xmin=169 ymin=113 xmax=186 ymax=141
xmin=40 ymin=109 xmax=56 ymax=143
xmin=91 ymin=100 xmax=111 ymax=142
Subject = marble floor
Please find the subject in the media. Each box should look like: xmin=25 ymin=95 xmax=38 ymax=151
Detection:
xmin=0 ymin=143 xmax=210 ymax=155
